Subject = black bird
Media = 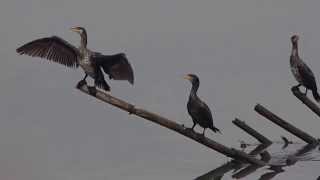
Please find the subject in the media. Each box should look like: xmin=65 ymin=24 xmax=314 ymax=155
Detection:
xmin=290 ymin=35 xmax=320 ymax=102
xmin=16 ymin=27 xmax=134 ymax=95
xmin=184 ymin=74 xmax=220 ymax=136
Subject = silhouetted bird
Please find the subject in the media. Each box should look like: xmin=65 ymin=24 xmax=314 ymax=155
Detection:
xmin=17 ymin=27 xmax=134 ymax=95
xmin=184 ymin=74 xmax=220 ymax=136
xmin=290 ymin=35 xmax=320 ymax=102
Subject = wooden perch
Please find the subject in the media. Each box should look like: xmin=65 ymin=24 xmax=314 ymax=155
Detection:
xmin=77 ymin=85 xmax=265 ymax=166
xmin=195 ymin=144 xmax=270 ymax=180
xmin=233 ymin=118 xmax=272 ymax=145
xmin=232 ymin=151 xmax=271 ymax=179
xmin=254 ymin=104 xmax=318 ymax=145
xmin=294 ymin=143 xmax=318 ymax=157
xmin=249 ymin=144 xmax=270 ymax=156
xmin=291 ymin=86 xmax=320 ymax=118
xmin=232 ymin=164 xmax=262 ymax=179
xmin=194 ymin=161 xmax=238 ymax=180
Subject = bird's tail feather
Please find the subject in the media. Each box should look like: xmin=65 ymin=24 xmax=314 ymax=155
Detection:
xmin=312 ymin=90 xmax=320 ymax=102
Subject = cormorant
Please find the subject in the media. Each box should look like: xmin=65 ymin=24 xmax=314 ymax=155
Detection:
xmin=16 ymin=27 xmax=134 ymax=95
xmin=290 ymin=35 xmax=320 ymax=102
xmin=184 ymin=74 xmax=220 ymax=136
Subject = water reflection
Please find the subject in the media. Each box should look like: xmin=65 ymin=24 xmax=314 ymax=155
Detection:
xmin=195 ymin=142 xmax=320 ymax=180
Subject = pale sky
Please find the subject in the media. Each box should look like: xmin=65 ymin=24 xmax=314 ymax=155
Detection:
xmin=1 ymin=0 xmax=320 ymax=179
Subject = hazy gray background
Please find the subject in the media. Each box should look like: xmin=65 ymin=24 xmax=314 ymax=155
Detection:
xmin=1 ymin=0 xmax=320 ymax=179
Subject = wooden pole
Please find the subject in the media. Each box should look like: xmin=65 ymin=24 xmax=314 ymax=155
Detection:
xmin=249 ymin=144 xmax=270 ymax=156
xmin=195 ymin=144 xmax=270 ymax=180
xmin=294 ymin=143 xmax=318 ymax=157
xmin=77 ymin=85 xmax=265 ymax=166
xmin=292 ymin=86 xmax=320 ymax=118
xmin=232 ymin=164 xmax=262 ymax=179
xmin=254 ymin=104 xmax=318 ymax=145
xmin=233 ymin=118 xmax=272 ymax=145
xmin=232 ymin=151 xmax=271 ymax=179
xmin=194 ymin=161 xmax=238 ymax=180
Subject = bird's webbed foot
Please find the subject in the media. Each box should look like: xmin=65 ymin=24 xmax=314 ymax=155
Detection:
xmin=88 ymin=86 xmax=97 ymax=96
xmin=76 ymin=80 xmax=87 ymax=88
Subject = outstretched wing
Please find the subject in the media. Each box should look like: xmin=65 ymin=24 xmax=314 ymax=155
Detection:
xmin=16 ymin=36 xmax=79 ymax=68
xmin=298 ymin=61 xmax=317 ymax=90
xmin=93 ymin=53 xmax=134 ymax=84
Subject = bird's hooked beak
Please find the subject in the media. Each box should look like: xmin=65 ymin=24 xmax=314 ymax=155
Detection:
xmin=183 ymin=74 xmax=192 ymax=81
xmin=70 ymin=27 xmax=81 ymax=33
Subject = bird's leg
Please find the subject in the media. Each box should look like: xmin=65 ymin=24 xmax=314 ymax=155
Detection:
xmin=202 ymin=128 xmax=206 ymax=136
xmin=88 ymin=86 xmax=97 ymax=96
xmin=186 ymin=122 xmax=196 ymax=132
xmin=304 ymin=88 xmax=308 ymax=96
xmin=191 ymin=122 xmax=196 ymax=131
xmin=76 ymin=74 xmax=88 ymax=88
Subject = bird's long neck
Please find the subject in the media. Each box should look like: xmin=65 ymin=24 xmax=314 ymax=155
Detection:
xmin=189 ymin=81 xmax=199 ymax=99
xmin=291 ymin=41 xmax=299 ymax=57
xmin=80 ymin=31 xmax=88 ymax=49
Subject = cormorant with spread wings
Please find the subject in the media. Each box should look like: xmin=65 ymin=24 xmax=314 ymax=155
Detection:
xmin=16 ymin=27 xmax=134 ymax=95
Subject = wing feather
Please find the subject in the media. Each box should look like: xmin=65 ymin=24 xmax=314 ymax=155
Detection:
xmin=298 ymin=61 xmax=317 ymax=89
xmin=16 ymin=36 xmax=79 ymax=68
xmin=93 ymin=53 xmax=134 ymax=84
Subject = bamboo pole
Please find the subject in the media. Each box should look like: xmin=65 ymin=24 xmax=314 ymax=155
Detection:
xmin=77 ymin=85 xmax=265 ymax=166
xmin=233 ymin=118 xmax=272 ymax=145
xmin=292 ymin=86 xmax=320 ymax=118
xmin=254 ymin=104 xmax=318 ymax=145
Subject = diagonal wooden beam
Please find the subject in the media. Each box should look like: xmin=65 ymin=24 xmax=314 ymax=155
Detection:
xmin=77 ymin=85 xmax=266 ymax=166
xmin=291 ymin=86 xmax=320 ymax=118
xmin=254 ymin=104 xmax=318 ymax=145
xmin=233 ymin=118 xmax=272 ymax=145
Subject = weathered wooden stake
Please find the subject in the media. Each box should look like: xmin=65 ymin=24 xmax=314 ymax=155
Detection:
xmin=77 ymin=85 xmax=265 ymax=166
xmin=233 ymin=118 xmax=272 ymax=145
xmin=254 ymin=104 xmax=318 ymax=145
xmin=291 ymin=86 xmax=320 ymax=118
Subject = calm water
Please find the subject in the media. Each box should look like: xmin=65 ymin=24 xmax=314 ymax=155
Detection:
xmin=196 ymin=143 xmax=320 ymax=180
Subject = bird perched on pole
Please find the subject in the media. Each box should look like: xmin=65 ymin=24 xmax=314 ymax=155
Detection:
xmin=290 ymin=35 xmax=320 ymax=102
xmin=16 ymin=27 xmax=134 ymax=95
xmin=184 ymin=74 xmax=221 ymax=136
